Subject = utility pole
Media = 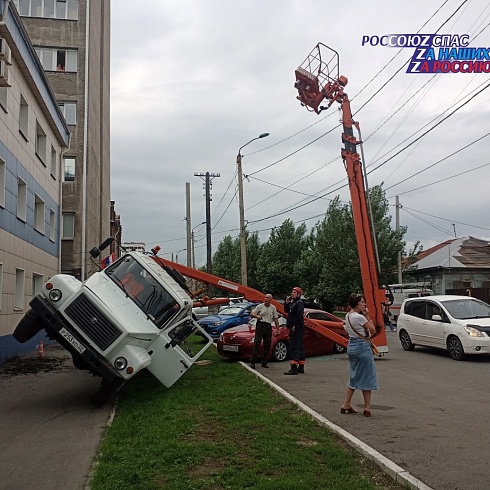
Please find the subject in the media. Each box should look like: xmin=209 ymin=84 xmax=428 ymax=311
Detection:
xmin=185 ymin=182 xmax=192 ymax=267
xmin=194 ymin=172 xmax=220 ymax=275
xmin=396 ymin=196 xmax=402 ymax=284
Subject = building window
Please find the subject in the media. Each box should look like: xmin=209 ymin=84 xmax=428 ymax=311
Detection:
xmin=34 ymin=47 xmax=77 ymax=72
xmin=17 ymin=177 xmax=27 ymax=221
xmin=62 ymin=213 xmax=74 ymax=239
xmin=50 ymin=145 xmax=57 ymax=177
xmin=0 ymin=263 xmax=3 ymax=310
xmin=63 ymin=156 xmax=75 ymax=181
xmin=0 ymin=87 xmax=7 ymax=112
xmin=19 ymin=94 xmax=28 ymax=139
xmin=58 ymin=101 xmax=76 ymax=125
xmin=35 ymin=120 xmax=47 ymax=164
xmin=49 ymin=208 xmax=55 ymax=241
xmin=15 ymin=268 xmax=25 ymax=310
xmin=32 ymin=273 xmax=44 ymax=298
xmin=34 ymin=193 xmax=45 ymax=233
xmin=0 ymin=158 xmax=5 ymax=208
xmin=14 ymin=0 xmax=78 ymax=20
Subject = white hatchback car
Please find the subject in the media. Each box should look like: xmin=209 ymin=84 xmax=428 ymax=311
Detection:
xmin=398 ymin=295 xmax=490 ymax=360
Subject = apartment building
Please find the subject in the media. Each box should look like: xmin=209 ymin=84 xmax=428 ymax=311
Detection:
xmin=14 ymin=0 xmax=111 ymax=280
xmin=0 ymin=0 xmax=70 ymax=363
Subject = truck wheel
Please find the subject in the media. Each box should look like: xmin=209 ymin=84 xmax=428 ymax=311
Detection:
xmin=13 ymin=309 xmax=44 ymax=343
xmin=90 ymin=379 xmax=125 ymax=407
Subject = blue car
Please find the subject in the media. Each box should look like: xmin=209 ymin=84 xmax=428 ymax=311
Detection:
xmin=198 ymin=302 xmax=258 ymax=339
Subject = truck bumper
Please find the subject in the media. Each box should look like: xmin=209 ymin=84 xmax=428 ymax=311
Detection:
xmin=29 ymin=295 xmax=124 ymax=388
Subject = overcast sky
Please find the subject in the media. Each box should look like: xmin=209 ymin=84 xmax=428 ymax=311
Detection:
xmin=110 ymin=0 xmax=490 ymax=268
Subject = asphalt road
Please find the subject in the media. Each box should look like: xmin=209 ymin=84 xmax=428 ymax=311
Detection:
xmin=257 ymin=330 xmax=490 ymax=490
xmin=2 ymin=332 xmax=489 ymax=490
xmin=0 ymin=344 xmax=112 ymax=490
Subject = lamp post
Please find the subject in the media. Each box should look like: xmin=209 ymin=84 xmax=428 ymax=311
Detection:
xmin=237 ymin=132 xmax=269 ymax=286
xmin=191 ymin=221 xmax=206 ymax=269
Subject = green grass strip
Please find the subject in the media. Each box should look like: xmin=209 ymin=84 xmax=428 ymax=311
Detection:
xmin=89 ymin=346 xmax=401 ymax=490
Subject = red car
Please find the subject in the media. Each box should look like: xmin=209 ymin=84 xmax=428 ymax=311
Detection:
xmin=216 ymin=308 xmax=348 ymax=362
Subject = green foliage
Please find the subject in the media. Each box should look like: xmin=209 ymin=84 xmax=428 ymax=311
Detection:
xmin=256 ymin=219 xmax=309 ymax=297
xmin=211 ymin=186 xmax=406 ymax=309
xmin=212 ymin=235 xmax=240 ymax=283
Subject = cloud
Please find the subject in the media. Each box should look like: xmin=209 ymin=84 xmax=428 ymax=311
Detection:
xmin=111 ymin=0 xmax=490 ymax=267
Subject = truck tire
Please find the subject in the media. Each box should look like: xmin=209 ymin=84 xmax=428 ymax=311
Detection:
xmin=90 ymin=378 xmax=125 ymax=407
xmin=13 ymin=309 xmax=44 ymax=343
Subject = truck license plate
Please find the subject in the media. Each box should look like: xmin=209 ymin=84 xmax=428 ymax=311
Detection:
xmin=59 ymin=327 xmax=86 ymax=354
xmin=223 ymin=345 xmax=239 ymax=352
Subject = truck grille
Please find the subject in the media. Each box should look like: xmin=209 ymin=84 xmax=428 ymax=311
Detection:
xmin=65 ymin=294 xmax=122 ymax=351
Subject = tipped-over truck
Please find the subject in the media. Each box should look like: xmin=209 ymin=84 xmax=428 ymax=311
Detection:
xmin=13 ymin=244 xmax=214 ymax=403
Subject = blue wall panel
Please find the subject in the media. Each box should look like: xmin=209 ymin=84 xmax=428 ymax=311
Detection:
xmin=0 ymin=140 xmax=60 ymax=257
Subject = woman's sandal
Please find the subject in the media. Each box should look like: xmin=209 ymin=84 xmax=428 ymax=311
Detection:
xmin=363 ymin=410 xmax=371 ymax=417
xmin=340 ymin=407 xmax=358 ymax=414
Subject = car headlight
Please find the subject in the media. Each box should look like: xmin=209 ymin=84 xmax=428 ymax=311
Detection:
xmin=48 ymin=289 xmax=62 ymax=301
xmin=464 ymin=325 xmax=485 ymax=337
xmin=248 ymin=338 xmax=255 ymax=344
xmin=211 ymin=321 xmax=225 ymax=326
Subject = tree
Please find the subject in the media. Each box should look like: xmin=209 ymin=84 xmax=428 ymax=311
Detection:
xmin=256 ymin=219 xmax=309 ymax=297
xmin=245 ymin=232 xmax=262 ymax=290
xmin=298 ymin=186 xmax=406 ymax=310
xmin=212 ymin=235 xmax=240 ymax=284
xmin=302 ymin=196 xmax=359 ymax=309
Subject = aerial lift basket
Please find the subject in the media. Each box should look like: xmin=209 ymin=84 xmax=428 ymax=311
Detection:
xmin=294 ymin=43 xmax=346 ymax=114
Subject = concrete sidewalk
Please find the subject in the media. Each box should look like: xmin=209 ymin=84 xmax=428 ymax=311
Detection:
xmin=0 ymin=344 xmax=112 ymax=490
xmin=244 ymin=359 xmax=432 ymax=490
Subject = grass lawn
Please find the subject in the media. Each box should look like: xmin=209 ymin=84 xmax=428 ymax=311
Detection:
xmin=88 ymin=345 xmax=402 ymax=490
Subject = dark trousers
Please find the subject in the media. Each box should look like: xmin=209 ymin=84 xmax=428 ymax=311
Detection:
xmin=289 ymin=326 xmax=305 ymax=365
xmin=251 ymin=321 xmax=272 ymax=363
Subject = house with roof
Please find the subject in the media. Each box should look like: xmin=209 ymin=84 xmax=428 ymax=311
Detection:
xmin=407 ymin=236 xmax=490 ymax=302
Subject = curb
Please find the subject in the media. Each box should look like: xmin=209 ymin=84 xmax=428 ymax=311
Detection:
xmin=243 ymin=362 xmax=433 ymax=490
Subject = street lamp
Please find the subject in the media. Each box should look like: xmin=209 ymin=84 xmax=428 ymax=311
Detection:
xmin=237 ymin=132 xmax=270 ymax=286
xmin=191 ymin=221 xmax=206 ymax=269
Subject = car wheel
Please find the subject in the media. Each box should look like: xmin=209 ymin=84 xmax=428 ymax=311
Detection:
xmin=334 ymin=343 xmax=346 ymax=354
xmin=272 ymin=340 xmax=289 ymax=362
xmin=447 ymin=336 xmax=465 ymax=360
xmin=399 ymin=329 xmax=415 ymax=351
xmin=13 ymin=309 xmax=44 ymax=343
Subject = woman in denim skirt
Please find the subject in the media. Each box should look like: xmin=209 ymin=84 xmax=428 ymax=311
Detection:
xmin=340 ymin=293 xmax=378 ymax=417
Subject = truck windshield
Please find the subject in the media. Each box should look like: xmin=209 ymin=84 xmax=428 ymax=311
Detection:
xmin=105 ymin=255 xmax=179 ymax=328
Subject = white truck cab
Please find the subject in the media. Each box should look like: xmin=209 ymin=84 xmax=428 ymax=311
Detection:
xmin=14 ymin=249 xmax=213 ymax=403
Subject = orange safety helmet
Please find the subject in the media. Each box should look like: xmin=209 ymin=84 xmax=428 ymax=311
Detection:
xmin=292 ymin=286 xmax=303 ymax=296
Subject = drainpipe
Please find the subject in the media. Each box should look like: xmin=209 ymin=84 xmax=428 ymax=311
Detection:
xmin=59 ymin=133 xmax=72 ymax=273
xmin=81 ymin=0 xmax=90 ymax=279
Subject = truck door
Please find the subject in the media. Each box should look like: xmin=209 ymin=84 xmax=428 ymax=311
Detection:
xmin=147 ymin=317 xmax=213 ymax=387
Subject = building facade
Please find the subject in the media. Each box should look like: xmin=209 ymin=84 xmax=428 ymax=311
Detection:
xmin=0 ymin=0 xmax=70 ymax=363
xmin=409 ymin=237 xmax=490 ymax=302
xmin=14 ymin=0 xmax=111 ymax=280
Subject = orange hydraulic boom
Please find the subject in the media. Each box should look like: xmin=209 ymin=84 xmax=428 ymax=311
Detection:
xmin=294 ymin=43 xmax=388 ymax=353
xmin=151 ymin=256 xmax=349 ymax=349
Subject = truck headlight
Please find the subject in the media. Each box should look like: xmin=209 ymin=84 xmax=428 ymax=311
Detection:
xmin=114 ymin=357 xmax=128 ymax=370
xmin=48 ymin=289 xmax=62 ymax=301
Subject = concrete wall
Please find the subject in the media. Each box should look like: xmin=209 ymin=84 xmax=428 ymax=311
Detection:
xmin=21 ymin=0 xmax=111 ymax=280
